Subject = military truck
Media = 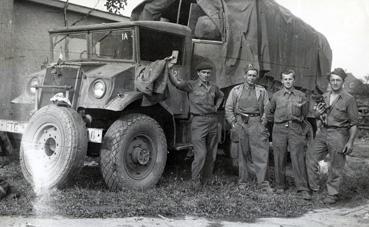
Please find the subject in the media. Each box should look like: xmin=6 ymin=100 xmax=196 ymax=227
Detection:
xmin=0 ymin=0 xmax=332 ymax=190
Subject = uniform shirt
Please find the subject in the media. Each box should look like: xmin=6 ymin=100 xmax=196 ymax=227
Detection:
xmin=267 ymin=87 xmax=308 ymax=123
xmin=225 ymin=83 xmax=269 ymax=125
xmin=322 ymin=90 xmax=359 ymax=128
xmin=238 ymin=84 xmax=260 ymax=114
xmin=174 ymin=79 xmax=224 ymax=115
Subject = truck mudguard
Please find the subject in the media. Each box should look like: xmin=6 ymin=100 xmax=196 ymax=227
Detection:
xmin=104 ymin=91 xmax=143 ymax=111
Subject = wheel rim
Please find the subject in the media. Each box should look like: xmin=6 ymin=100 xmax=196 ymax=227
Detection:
xmin=23 ymin=123 xmax=63 ymax=184
xmin=124 ymin=133 xmax=157 ymax=180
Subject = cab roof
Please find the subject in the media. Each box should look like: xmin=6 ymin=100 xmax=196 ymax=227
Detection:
xmin=49 ymin=21 xmax=191 ymax=37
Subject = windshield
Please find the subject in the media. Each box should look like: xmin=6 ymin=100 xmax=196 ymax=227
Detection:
xmin=91 ymin=29 xmax=134 ymax=61
xmin=52 ymin=33 xmax=87 ymax=62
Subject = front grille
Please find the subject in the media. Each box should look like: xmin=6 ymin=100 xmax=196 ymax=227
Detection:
xmin=39 ymin=65 xmax=82 ymax=108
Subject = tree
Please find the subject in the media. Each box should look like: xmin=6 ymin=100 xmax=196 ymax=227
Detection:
xmin=364 ymin=74 xmax=369 ymax=84
xmin=105 ymin=0 xmax=128 ymax=14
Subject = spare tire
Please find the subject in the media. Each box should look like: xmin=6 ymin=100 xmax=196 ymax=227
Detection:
xmin=20 ymin=105 xmax=88 ymax=189
xmin=100 ymin=113 xmax=167 ymax=190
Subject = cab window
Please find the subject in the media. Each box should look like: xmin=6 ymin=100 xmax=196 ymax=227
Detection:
xmin=139 ymin=28 xmax=184 ymax=64
xmin=91 ymin=29 xmax=134 ymax=61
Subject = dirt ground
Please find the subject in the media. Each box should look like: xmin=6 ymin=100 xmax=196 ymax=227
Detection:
xmin=0 ymin=138 xmax=368 ymax=226
xmin=1 ymin=202 xmax=369 ymax=227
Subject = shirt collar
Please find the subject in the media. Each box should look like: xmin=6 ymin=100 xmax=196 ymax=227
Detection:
xmin=197 ymin=79 xmax=210 ymax=88
xmin=243 ymin=82 xmax=255 ymax=89
xmin=324 ymin=90 xmax=343 ymax=105
xmin=283 ymin=87 xmax=295 ymax=95
xmin=328 ymin=90 xmax=344 ymax=99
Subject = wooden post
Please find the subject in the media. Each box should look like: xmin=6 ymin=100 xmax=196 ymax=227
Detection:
xmin=0 ymin=0 xmax=15 ymax=158
xmin=0 ymin=0 xmax=15 ymax=120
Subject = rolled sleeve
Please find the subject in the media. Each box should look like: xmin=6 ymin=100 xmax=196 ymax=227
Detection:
xmin=348 ymin=97 xmax=359 ymax=127
xmin=168 ymin=69 xmax=193 ymax=92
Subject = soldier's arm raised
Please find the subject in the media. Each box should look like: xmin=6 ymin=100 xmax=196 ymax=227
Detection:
xmin=168 ymin=67 xmax=192 ymax=92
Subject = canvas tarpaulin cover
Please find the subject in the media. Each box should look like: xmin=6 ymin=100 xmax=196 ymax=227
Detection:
xmin=131 ymin=0 xmax=332 ymax=91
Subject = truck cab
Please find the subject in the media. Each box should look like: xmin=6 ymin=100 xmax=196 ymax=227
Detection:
xmin=5 ymin=21 xmax=196 ymax=190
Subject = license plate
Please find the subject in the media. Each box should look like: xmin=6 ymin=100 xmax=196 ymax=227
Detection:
xmin=0 ymin=119 xmax=103 ymax=143
xmin=0 ymin=120 xmax=28 ymax=134
xmin=87 ymin=128 xmax=103 ymax=143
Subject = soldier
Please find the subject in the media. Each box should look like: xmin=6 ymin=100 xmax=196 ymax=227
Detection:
xmin=306 ymin=68 xmax=359 ymax=204
xmin=225 ymin=64 xmax=272 ymax=192
xmin=266 ymin=69 xmax=311 ymax=200
xmin=168 ymin=60 xmax=224 ymax=190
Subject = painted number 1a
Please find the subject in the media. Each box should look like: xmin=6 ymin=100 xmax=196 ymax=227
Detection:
xmin=122 ymin=32 xmax=128 ymax=40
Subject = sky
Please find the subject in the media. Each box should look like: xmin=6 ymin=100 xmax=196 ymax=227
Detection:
xmin=62 ymin=0 xmax=369 ymax=79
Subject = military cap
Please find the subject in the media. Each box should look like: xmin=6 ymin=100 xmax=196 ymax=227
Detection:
xmin=196 ymin=61 xmax=213 ymax=71
xmin=327 ymin=68 xmax=347 ymax=80
xmin=244 ymin=64 xmax=258 ymax=74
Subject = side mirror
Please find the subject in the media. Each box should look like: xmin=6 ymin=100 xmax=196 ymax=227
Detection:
xmin=40 ymin=57 xmax=49 ymax=69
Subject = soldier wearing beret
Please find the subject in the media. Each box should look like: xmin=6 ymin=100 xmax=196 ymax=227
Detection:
xmin=306 ymin=68 xmax=359 ymax=204
xmin=266 ymin=69 xmax=311 ymax=200
xmin=168 ymin=61 xmax=224 ymax=190
xmin=225 ymin=64 xmax=273 ymax=193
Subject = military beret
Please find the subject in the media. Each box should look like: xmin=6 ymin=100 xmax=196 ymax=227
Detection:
xmin=327 ymin=68 xmax=347 ymax=80
xmin=196 ymin=61 xmax=213 ymax=71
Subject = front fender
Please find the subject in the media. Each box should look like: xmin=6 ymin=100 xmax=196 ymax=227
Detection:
xmin=104 ymin=91 xmax=143 ymax=111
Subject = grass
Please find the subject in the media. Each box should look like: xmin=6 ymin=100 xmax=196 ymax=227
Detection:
xmin=1 ymin=143 xmax=369 ymax=222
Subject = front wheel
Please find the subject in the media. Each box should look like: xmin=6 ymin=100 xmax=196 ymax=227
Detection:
xmin=20 ymin=105 xmax=88 ymax=189
xmin=100 ymin=113 xmax=167 ymax=190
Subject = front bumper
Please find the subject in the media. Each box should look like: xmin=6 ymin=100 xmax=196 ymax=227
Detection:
xmin=0 ymin=119 xmax=103 ymax=143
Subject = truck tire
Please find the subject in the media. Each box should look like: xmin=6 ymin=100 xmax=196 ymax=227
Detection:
xmin=100 ymin=113 xmax=167 ymax=190
xmin=20 ymin=105 xmax=88 ymax=189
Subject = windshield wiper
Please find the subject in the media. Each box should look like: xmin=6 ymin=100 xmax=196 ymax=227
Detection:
xmin=95 ymin=31 xmax=113 ymax=44
xmin=53 ymin=35 xmax=68 ymax=47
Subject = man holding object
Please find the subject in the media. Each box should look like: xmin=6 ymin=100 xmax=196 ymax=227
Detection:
xmin=306 ymin=68 xmax=359 ymax=204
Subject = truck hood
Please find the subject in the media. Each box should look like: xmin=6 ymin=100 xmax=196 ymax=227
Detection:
xmin=83 ymin=63 xmax=136 ymax=79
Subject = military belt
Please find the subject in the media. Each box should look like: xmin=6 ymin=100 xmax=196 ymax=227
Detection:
xmin=191 ymin=112 xmax=216 ymax=117
xmin=275 ymin=120 xmax=301 ymax=127
xmin=323 ymin=125 xmax=348 ymax=129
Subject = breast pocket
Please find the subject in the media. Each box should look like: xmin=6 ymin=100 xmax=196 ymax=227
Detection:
xmin=333 ymin=105 xmax=347 ymax=120
xmin=192 ymin=91 xmax=206 ymax=103
xmin=291 ymin=96 xmax=303 ymax=117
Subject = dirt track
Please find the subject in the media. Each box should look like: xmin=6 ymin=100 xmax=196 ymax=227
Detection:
xmin=1 ymin=202 xmax=369 ymax=227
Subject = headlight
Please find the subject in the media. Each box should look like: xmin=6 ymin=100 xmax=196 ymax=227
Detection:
xmin=92 ymin=79 xmax=106 ymax=99
xmin=27 ymin=77 xmax=40 ymax=95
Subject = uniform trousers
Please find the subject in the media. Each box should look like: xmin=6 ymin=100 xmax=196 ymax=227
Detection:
xmin=191 ymin=115 xmax=218 ymax=182
xmin=306 ymin=127 xmax=348 ymax=195
xmin=237 ymin=116 xmax=269 ymax=184
xmin=272 ymin=121 xmax=309 ymax=191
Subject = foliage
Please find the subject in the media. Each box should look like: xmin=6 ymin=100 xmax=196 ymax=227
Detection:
xmin=363 ymin=74 xmax=369 ymax=84
xmin=105 ymin=0 xmax=128 ymax=14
